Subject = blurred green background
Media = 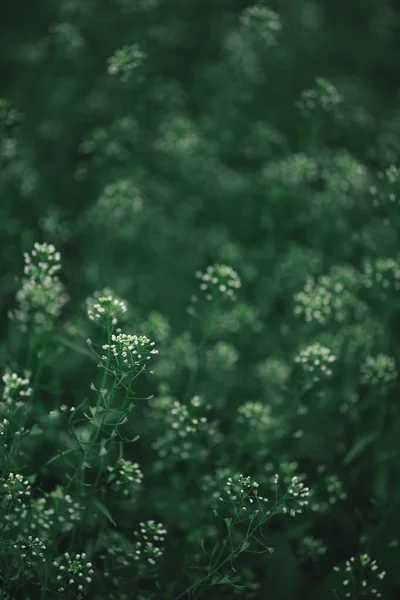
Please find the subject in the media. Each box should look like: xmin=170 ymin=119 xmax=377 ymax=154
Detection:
xmin=1 ymin=1 xmax=400 ymax=599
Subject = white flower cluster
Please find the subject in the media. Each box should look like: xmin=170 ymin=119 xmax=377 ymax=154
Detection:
xmin=107 ymin=44 xmax=145 ymax=82
xmin=362 ymin=257 xmax=400 ymax=294
xmin=99 ymin=530 xmax=136 ymax=579
xmin=201 ymin=467 xmax=238 ymax=509
xmin=87 ymin=288 xmax=127 ymax=327
xmin=10 ymin=242 xmax=68 ymax=331
xmin=206 ymin=341 xmax=239 ymax=373
xmin=13 ymin=535 xmax=46 ymax=567
xmin=155 ymin=115 xmax=200 ymax=157
xmin=262 ymin=153 xmax=319 ymax=188
xmin=0 ymin=417 xmax=27 ymax=448
xmin=298 ymin=535 xmax=327 ymax=562
xmin=294 ymin=268 xmax=365 ymax=325
xmin=324 ymin=474 xmax=348 ymax=504
xmin=53 ymin=552 xmax=94 ymax=595
xmin=323 ymin=150 xmax=368 ymax=197
xmin=333 ymin=554 xmax=385 ymax=599
xmin=294 ymin=343 xmax=337 ymax=384
xmin=151 ymin=395 xmax=215 ymax=463
xmin=101 ymin=329 xmax=158 ymax=375
xmin=296 ymin=77 xmax=344 ymax=117
xmin=1 ymin=473 xmax=31 ymax=512
xmin=256 ymin=357 xmax=290 ymax=390
xmin=239 ymin=5 xmax=281 ymax=46
xmin=218 ymin=473 xmax=269 ymax=515
xmin=95 ymin=178 xmax=144 ymax=222
xmin=79 ymin=117 xmax=138 ymax=169
xmin=133 ymin=520 xmax=167 ymax=568
xmin=2 ymin=371 xmax=32 ymax=406
xmin=105 ymin=458 xmax=143 ymax=497
xmin=49 ymin=22 xmax=84 ymax=58
xmin=0 ymin=473 xmax=31 ymax=528
xmin=0 ymin=417 xmax=9 ymax=438
xmin=1 ymin=476 xmax=32 ymax=533
xmin=360 ymin=353 xmax=397 ymax=387
xmin=370 ymin=164 xmax=400 ymax=208
xmin=274 ymin=474 xmax=310 ymax=517
xmin=265 ymin=460 xmax=302 ymax=484
xmin=310 ymin=472 xmax=347 ymax=512
xmin=48 ymin=486 xmax=84 ymax=533
xmin=193 ymin=264 xmax=241 ymax=304
xmin=237 ymin=401 xmax=272 ymax=430
xmin=23 ymin=242 xmax=61 ymax=279
xmin=14 ymin=487 xmax=82 ymax=539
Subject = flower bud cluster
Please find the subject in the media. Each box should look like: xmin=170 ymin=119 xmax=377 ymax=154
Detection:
xmin=79 ymin=117 xmax=139 ymax=172
xmin=151 ymin=395 xmax=217 ymax=463
xmin=49 ymin=22 xmax=84 ymax=58
xmin=322 ymin=150 xmax=368 ymax=197
xmin=296 ymin=77 xmax=344 ymax=118
xmin=236 ymin=402 xmax=279 ymax=450
xmin=154 ymin=331 xmax=196 ymax=381
xmin=370 ymin=164 xmax=400 ymax=208
xmin=362 ymin=256 xmax=400 ymax=295
xmin=256 ymin=357 xmax=290 ymax=391
xmin=10 ymin=242 xmax=68 ymax=331
xmin=101 ymin=329 xmax=158 ymax=375
xmin=206 ymin=341 xmax=239 ymax=374
xmin=13 ymin=535 xmax=47 ymax=568
xmin=105 ymin=458 xmax=143 ymax=497
xmin=218 ymin=473 xmax=269 ymax=515
xmin=95 ymin=178 xmax=144 ymax=222
xmin=201 ymin=467 xmax=238 ymax=509
xmin=87 ymin=288 xmax=127 ymax=327
xmin=294 ymin=342 xmax=336 ymax=383
xmin=0 ymin=418 xmax=28 ymax=449
xmin=16 ymin=489 xmax=82 ymax=539
xmin=53 ymin=552 xmax=94 ymax=596
xmin=360 ymin=353 xmax=397 ymax=387
xmin=237 ymin=401 xmax=272 ymax=429
xmin=133 ymin=520 xmax=167 ymax=569
xmin=193 ymin=264 xmax=241 ymax=304
xmin=311 ymin=472 xmax=347 ymax=512
xmin=23 ymin=242 xmax=61 ymax=279
xmin=40 ymin=208 xmax=71 ymax=243
xmin=48 ymin=486 xmax=84 ymax=533
xmin=2 ymin=372 xmax=32 ymax=406
xmin=265 ymin=460 xmax=302 ymax=484
xmin=275 ymin=474 xmax=310 ymax=516
xmin=108 ymin=44 xmax=145 ymax=82
xmin=99 ymin=530 xmax=136 ymax=578
xmin=0 ymin=473 xmax=31 ymax=509
xmin=298 ymin=535 xmax=327 ymax=562
xmin=239 ymin=5 xmax=281 ymax=46
xmin=294 ymin=267 xmax=365 ymax=325
xmin=333 ymin=554 xmax=385 ymax=598
xmin=262 ymin=152 xmax=319 ymax=188
xmin=155 ymin=115 xmax=200 ymax=157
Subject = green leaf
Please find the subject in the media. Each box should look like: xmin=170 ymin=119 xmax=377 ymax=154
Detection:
xmin=343 ymin=432 xmax=378 ymax=464
xmin=93 ymin=498 xmax=116 ymax=527
xmin=224 ymin=517 xmax=232 ymax=529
